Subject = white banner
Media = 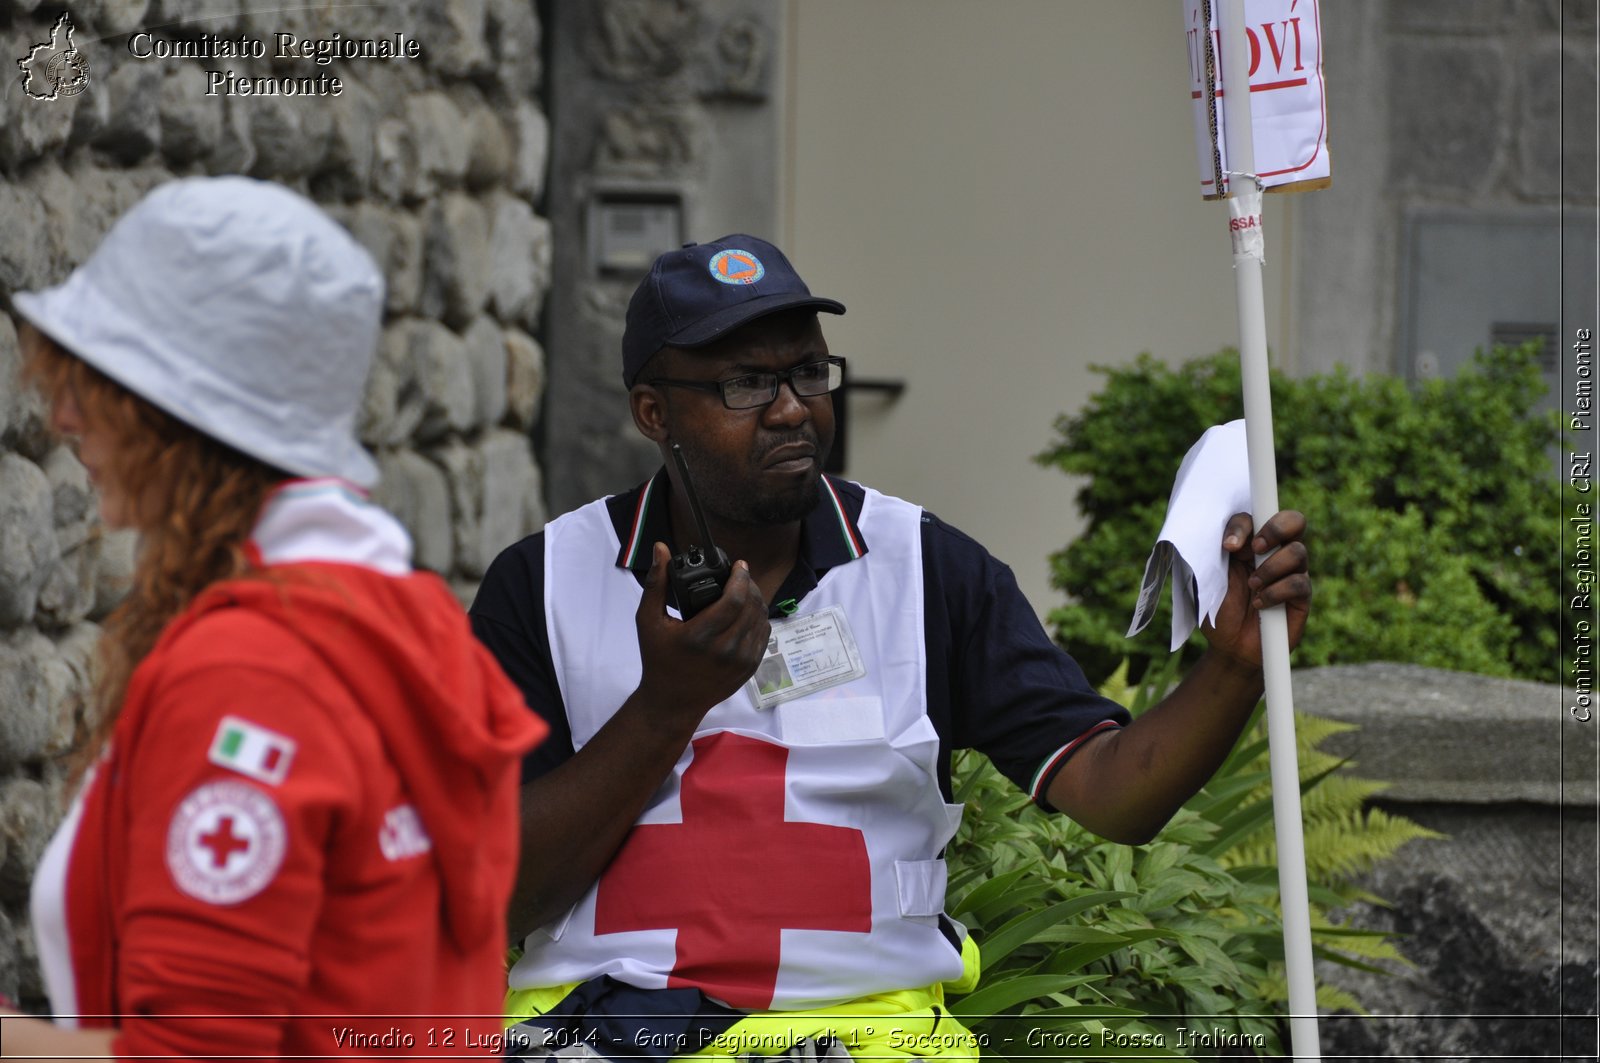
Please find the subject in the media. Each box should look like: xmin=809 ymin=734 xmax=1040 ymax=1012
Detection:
xmin=1186 ymin=0 xmax=1330 ymax=197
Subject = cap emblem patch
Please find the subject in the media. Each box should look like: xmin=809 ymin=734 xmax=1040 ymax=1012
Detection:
xmin=708 ymin=249 xmax=765 ymax=286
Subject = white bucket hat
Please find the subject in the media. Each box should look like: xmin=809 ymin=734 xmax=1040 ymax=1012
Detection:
xmin=12 ymin=176 xmax=384 ymax=487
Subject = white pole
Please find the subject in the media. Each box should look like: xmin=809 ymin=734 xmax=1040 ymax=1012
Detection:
xmin=1217 ymin=1 xmax=1321 ymax=1059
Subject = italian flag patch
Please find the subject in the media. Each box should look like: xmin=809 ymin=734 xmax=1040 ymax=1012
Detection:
xmin=208 ymin=716 xmax=297 ymax=786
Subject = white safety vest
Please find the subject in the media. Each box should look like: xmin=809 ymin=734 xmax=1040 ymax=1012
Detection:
xmin=510 ymin=485 xmax=966 ymax=1011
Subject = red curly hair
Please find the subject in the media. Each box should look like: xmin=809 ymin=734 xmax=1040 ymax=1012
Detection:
xmin=19 ymin=323 xmax=288 ymax=777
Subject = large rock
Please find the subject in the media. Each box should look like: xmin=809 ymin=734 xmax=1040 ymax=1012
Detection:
xmin=488 ymin=193 xmax=552 ymax=329
xmin=431 ymin=430 xmax=541 ymax=579
xmin=372 ymin=450 xmax=454 ymax=575
xmin=487 ymin=0 xmax=542 ymax=101
xmin=0 ymin=317 xmax=21 ymax=444
xmin=422 ymin=193 xmax=491 ymax=329
xmin=7 ymin=900 xmax=45 ymax=1009
xmin=0 ymin=906 xmax=21 ymax=1010
xmin=508 ymin=100 xmax=549 ymax=202
xmin=462 ymin=315 xmax=508 ymax=429
xmin=248 ymin=92 xmax=334 ymax=180
xmin=0 ymin=777 xmax=55 ymax=904
xmin=92 ymin=528 xmax=137 ymax=619
xmin=33 ymin=548 xmax=95 ymax=631
xmin=341 ymin=202 xmax=424 ymax=316
xmin=34 ymin=444 xmax=97 ymax=627
xmin=1295 ymin=662 xmax=1595 ymax=804
xmin=1319 ymin=807 xmax=1596 ymax=1060
xmin=479 ymin=428 xmax=542 ymax=564
xmin=50 ymin=165 xmax=160 ymax=272
xmin=0 ymin=455 xmax=58 ymax=629
xmin=91 ymin=60 xmax=163 ymax=164
xmin=317 ymin=75 xmax=380 ymax=201
xmin=159 ymin=63 xmax=223 ymax=167
xmin=407 ymin=92 xmax=471 ymax=190
xmin=371 ymin=115 xmax=420 ymax=204
xmin=399 ymin=318 xmax=476 ymax=442
xmin=0 ymin=632 xmax=55 ymax=768
xmin=362 ymin=319 xmax=422 ymax=448
xmin=0 ymin=183 xmax=50 ymax=298
xmin=208 ymin=92 xmax=257 ymax=175
xmin=418 ymin=0 xmax=491 ymax=79
xmin=29 ymin=160 xmax=79 ymax=275
xmin=503 ymin=327 xmax=546 ymax=433
xmin=0 ymin=42 xmax=79 ymax=169
xmin=66 ymin=55 xmax=114 ymax=151
xmin=1298 ymin=664 xmax=1599 ymax=1059
xmin=73 ymin=0 xmax=150 ymax=36
xmin=146 ymin=0 xmax=241 ymax=34
xmin=40 ymin=444 xmax=90 ymax=528
xmin=45 ymin=623 xmax=99 ymax=757
xmin=464 ymin=103 xmax=511 ymax=191
xmin=430 ymin=440 xmax=482 ymax=577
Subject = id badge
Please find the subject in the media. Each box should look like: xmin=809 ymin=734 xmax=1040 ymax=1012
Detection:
xmin=746 ymin=605 xmax=867 ymax=709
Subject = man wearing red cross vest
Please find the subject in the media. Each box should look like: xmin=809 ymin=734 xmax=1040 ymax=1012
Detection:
xmin=470 ymin=235 xmax=1311 ymax=1061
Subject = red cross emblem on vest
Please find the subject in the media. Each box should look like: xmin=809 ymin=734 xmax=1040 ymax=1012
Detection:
xmin=594 ymin=731 xmax=872 ymax=1009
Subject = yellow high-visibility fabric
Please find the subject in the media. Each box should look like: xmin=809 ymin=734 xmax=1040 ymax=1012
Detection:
xmin=505 ymin=936 xmax=984 ymax=1060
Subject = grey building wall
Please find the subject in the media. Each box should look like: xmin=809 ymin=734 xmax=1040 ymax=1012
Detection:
xmin=1293 ymin=0 xmax=1597 ymax=379
xmin=539 ymin=0 xmax=785 ymax=518
xmin=0 ymin=0 xmax=549 ymax=1004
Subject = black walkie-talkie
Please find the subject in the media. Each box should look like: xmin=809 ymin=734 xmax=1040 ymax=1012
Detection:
xmin=668 ymin=443 xmax=732 ymax=620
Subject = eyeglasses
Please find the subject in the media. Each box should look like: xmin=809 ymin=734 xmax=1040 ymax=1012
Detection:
xmin=648 ymin=356 xmax=846 ymax=410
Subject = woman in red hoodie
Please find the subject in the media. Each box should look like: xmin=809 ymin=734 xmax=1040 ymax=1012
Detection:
xmin=1 ymin=177 xmax=546 ymax=1059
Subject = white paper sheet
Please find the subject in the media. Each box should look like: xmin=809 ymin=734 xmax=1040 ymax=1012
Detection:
xmin=1127 ymin=419 xmax=1252 ymax=651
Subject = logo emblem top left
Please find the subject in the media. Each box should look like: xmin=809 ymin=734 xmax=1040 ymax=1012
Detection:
xmin=18 ymin=13 xmax=91 ymax=101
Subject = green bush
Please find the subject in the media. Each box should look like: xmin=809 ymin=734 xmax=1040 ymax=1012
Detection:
xmin=1035 ymin=344 xmax=1560 ymax=686
xmin=944 ymin=662 xmax=1437 ymax=1061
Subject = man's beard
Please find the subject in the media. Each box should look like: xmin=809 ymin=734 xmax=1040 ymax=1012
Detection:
xmin=677 ymin=432 xmax=826 ymax=528
xmin=743 ymin=474 xmax=823 ymax=525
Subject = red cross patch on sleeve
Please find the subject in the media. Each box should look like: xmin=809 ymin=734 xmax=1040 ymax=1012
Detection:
xmin=165 ymin=780 xmax=287 ymax=905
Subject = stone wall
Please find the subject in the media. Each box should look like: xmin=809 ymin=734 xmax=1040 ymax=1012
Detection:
xmin=0 ymin=0 xmax=549 ymax=1005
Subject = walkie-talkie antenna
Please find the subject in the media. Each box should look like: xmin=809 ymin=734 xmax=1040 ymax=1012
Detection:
xmin=665 ymin=443 xmax=731 ymax=619
xmin=670 ymin=443 xmax=717 ymax=552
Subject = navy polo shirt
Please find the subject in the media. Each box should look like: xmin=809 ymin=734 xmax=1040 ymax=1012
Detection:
xmin=469 ymin=471 xmax=1128 ymax=808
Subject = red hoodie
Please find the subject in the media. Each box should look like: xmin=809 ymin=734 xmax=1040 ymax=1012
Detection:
xmin=46 ymin=533 xmax=544 ymax=1058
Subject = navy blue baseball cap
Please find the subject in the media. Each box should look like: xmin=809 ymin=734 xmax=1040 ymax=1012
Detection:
xmin=622 ymin=234 xmax=846 ymax=387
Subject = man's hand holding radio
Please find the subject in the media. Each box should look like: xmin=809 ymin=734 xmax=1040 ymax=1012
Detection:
xmin=635 ymin=540 xmax=770 ymax=724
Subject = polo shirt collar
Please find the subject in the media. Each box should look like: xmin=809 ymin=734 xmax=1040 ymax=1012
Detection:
xmin=612 ymin=467 xmax=868 ymax=574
